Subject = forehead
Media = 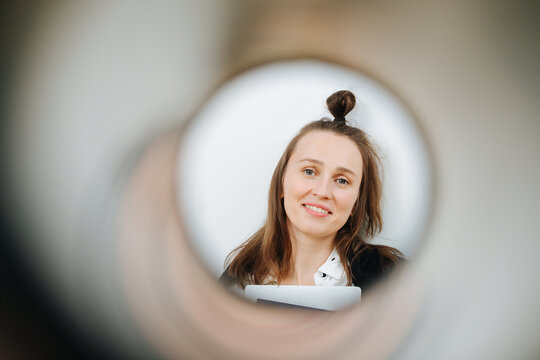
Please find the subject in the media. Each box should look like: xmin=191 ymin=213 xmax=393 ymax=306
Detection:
xmin=290 ymin=131 xmax=363 ymax=171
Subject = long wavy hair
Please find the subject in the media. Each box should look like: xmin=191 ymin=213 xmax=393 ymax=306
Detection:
xmin=225 ymin=90 xmax=400 ymax=288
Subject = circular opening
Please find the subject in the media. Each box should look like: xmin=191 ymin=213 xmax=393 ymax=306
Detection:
xmin=177 ymin=59 xmax=433 ymax=309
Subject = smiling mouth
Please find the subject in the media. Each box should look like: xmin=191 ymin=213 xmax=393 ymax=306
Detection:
xmin=303 ymin=204 xmax=331 ymax=215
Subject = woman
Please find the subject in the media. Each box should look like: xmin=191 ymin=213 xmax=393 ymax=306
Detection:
xmin=221 ymin=90 xmax=403 ymax=291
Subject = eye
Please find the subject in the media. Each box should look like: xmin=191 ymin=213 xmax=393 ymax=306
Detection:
xmin=336 ymin=178 xmax=350 ymax=185
xmin=303 ymin=168 xmax=315 ymax=176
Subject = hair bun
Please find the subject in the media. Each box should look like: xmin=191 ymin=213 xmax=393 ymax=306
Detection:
xmin=326 ymin=90 xmax=356 ymax=120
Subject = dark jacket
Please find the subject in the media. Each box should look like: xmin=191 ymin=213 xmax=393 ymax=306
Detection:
xmin=350 ymin=244 xmax=400 ymax=291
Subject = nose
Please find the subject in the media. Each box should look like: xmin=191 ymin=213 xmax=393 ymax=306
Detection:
xmin=312 ymin=176 xmax=332 ymax=199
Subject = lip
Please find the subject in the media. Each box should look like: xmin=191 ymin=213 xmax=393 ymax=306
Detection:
xmin=302 ymin=202 xmax=332 ymax=217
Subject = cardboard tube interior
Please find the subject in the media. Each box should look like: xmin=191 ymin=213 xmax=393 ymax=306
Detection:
xmin=3 ymin=1 xmax=540 ymax=359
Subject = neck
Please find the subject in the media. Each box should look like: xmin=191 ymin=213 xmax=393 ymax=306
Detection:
xmin=281 ymin=230 xmax=335 ymax=285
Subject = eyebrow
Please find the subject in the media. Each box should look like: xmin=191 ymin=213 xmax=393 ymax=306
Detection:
xmin=298 ymin=158 xmax=358 ymax=177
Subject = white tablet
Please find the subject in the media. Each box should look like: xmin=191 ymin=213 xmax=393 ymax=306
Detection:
xmin=244 ymin=285 xmax=362 ymax=311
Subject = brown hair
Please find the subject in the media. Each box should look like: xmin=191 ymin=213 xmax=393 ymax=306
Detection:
xmin=225 ymin=90 xmax=401 ymax=288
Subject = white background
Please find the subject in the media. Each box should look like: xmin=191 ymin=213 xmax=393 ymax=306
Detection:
xmin=178 ymin=60 xmax=433 ymax=276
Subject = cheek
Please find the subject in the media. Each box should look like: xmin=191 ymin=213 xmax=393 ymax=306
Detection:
xmin=283 ymin=175 xmax=306 ymax=199
xmin=337 ymin=191 xmax=359 ymax=214
xmin=282 ymin=181 xmax=295 ymax=206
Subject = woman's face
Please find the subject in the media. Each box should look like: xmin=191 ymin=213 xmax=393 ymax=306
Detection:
xmin=282 ymin=131 xmax=363 ymax=242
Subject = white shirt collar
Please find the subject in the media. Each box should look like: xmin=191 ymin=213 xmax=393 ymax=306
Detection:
xmin=259 ymin=248 xmax=349 ymax=286
xmin=313 ymin=248 xmax=348 ymax=286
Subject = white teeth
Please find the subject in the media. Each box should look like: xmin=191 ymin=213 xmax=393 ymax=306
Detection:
xmin=305 ymin=205 xmax=329 ymax=214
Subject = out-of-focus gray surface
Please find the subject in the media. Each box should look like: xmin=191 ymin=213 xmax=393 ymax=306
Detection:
xmin=2 ymin=1 xmax=539 ymax=359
